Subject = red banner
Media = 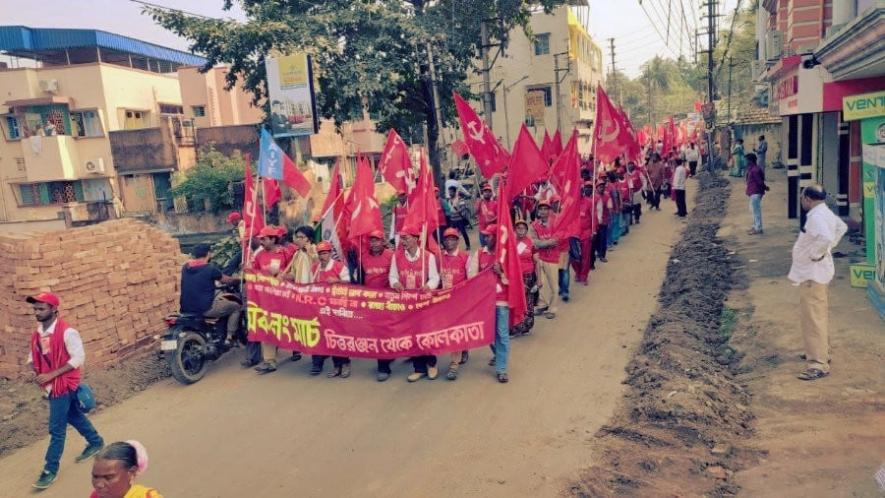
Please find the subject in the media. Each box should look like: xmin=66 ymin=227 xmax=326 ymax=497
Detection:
xmin=245 ymin=269 xmax=497 ymax=358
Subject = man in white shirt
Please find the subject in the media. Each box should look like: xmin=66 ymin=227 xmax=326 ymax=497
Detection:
xmin=788 ymin=185 xmax=847 ymax=380
xmin=685 ymin=142 xmax=701 ymax=176
xmin=672 ymin=159 xmax=688 ymax=217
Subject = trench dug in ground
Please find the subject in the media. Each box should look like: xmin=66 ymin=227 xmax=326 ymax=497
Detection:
xmin=571 ymin=172 xmax=760 ymax=497
xmin=0 ymin=352 xmax=170 ymax=457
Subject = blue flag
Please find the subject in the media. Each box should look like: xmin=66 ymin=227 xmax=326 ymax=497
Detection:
xmin=258 ymin=128 xmax=284 ymax=180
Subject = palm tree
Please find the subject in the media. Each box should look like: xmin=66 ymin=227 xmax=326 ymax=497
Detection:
xmin=640 ymin=56 xmax=670 ymax=127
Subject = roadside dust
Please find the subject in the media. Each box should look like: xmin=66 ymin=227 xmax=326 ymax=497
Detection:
xmin=0 ymin=352 xmax=170 ymax=456
xmin=571 ymin=172 xmax=759 ymax=497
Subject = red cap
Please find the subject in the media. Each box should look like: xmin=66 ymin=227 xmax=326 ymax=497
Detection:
xmin=482 ymin=224 xmax=498 ymax=236
xmin=226 ymin=212 xmax=242 ymax=224
xmin=368 ymin=230 xmax=385 ymax=240
xmin=514 ymin=219 xmax=528 ymax=227
xmin=442 ymin=228 xmax=460 ymax=239
xmin=27 ymin=292 xmax=60 ymax=307
xmin=399 ymin=225 xmax=421 ymax=237
xmin=481 ymin=185 xmax=493 ymax=192
xmin=274 ymin=225 xmax=288 ymax=238
xmin=316 ymin=241 xmax=333 ymax=253
xmin=257 ymin=226 xmax=279 ymax=239
xmin=583 ymin=180 xmax=594 ymax=187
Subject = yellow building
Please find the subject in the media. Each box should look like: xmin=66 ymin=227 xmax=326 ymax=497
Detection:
xmin=467 ymin=2 xmax=604 ymax=154
xmin=0 ymin=26 xmax=206 ymax=222
xmin=178 ymin=65 xmax=263 ymax=128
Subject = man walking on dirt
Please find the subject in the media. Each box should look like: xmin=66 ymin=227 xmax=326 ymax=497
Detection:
xmin=788 ymin=185 xmax=847 ymax=381
xmin=27 ymin=293 xmax=104 ymax=490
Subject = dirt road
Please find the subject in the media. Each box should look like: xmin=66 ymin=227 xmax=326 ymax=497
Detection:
xmin=0 ymin=193 xmax=688 ymax=498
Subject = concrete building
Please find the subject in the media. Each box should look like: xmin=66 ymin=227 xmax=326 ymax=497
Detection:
xmin=471 ymin=3 xmax=603 ymax=154
xmin=754 ymin=1 xmax=884 ymax=317
xmin=178 ymin=65 xmax=263 ymax=128
xmin=0 ymin=26 xmax=206 ymax=222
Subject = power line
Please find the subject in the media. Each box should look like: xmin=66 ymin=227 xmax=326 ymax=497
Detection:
xmin=714 ymin=0 xmax=744 ymax=81
xmin=637 ymin=0 xmax=681 ymax=59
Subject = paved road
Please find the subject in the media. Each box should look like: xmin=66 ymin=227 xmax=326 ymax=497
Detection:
xmin=0 ymin=192 xmax=688 ymax=498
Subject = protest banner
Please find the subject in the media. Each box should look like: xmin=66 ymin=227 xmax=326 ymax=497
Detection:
xmin=245 ymin=269 xmax=497 ymax=358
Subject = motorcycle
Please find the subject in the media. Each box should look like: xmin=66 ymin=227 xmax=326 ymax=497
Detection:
xmin=160 ymin=286 xmax=246 ymax=385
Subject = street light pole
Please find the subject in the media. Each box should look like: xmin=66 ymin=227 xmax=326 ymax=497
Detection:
xmin=502 ymin=74 xmax=529 ymax=147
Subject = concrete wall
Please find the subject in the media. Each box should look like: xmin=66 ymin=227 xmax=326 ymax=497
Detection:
xmin=0 ymin=219 xmax=186 ymax=379
xmin=177 ymin=66 xmax=263 ymax=128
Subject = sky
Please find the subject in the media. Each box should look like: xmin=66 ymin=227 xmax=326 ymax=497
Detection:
xmin=0 ymin=0 xmax=738 ymax=79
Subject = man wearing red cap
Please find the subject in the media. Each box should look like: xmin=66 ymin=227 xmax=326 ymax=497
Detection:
xmin=389 ymin=228 xmax=440 ymax=382
xmin=310 ymin=241 xmax=352 ymax=378
xmin=358 ymin=230 xmax=396 ymax=381
xmin=439 ymin=227 xmax=471 ymax=380
xmin=530 ymin=199 xmax=560 ymax=318
xmin=26 ymin=293 xmax=104 ymax=490
xmin=251 ymin=225 xmax=295 ymax=374
xmin=476 ymin=185 xmax=498 ymax=247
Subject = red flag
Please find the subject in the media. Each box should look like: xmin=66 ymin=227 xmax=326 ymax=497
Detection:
xmin=379 ymin=129 xmax=414 ymax=194
xmin=402 ymin=152 xmax=442 ymax=236
xmin=242 ymin=158 xmax=264 ymax=247
xmin=551 ymin=131 xmax=581 ymax=239
xmin=540 ymin=131 xmax=553 ymax=164
xmin=495 ymin=176 xmax=527 ymax=327
xmin=348 ymin=156 xmax=383 ymax=241
xmin=282 ymin=153 xmax=311 ymax=197
xmin=508 ymin=125 xmax=548 ymax=202
xmin=263 ymin=178 xmax=281 ymax=207
xmin=593 ymin=85 xmax=634 ymax=164
xmin=552 ymin=129 xmax=564 ymax=157
xmin=451 ymin=139 xmax=470 ymax=158
xmin=453 ymin=92 xmax=509 ymax=178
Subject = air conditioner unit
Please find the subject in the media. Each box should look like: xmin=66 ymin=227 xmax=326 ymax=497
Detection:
xmin=39 ymin=79 xmax=59 ymax=93
xmin=84 ymin=158 xmax=106 ymax=175
xmin=765 ymin=31 xmax=783 ymax=61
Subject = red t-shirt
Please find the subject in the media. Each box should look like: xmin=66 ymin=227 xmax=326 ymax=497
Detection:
xmin=516 ymin=235 xmax=536 ymax=275
xmin=532 ymin=217 xmax=560 ymax=263
xmin=312 ymin=260 xmax=347 ymax=283
xmin=578 ymin=196 xmax=594 ymax=238
xmin=476 ymin=199 xmax=498 ymax=229
xmin=393 ymin=204 xmax=407 ymax=232
xmin=439 ymin=249 xmax=470 ymax=289
xmin=252 ymin=247 xmax=292 ymax=275
xmin=361 ymin=249 xmax=393 ymax=289
xmin=478 ymin=249 xmax=506 ymax=301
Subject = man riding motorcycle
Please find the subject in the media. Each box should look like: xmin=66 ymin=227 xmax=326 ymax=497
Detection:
xmin=180 ymin=243 xmax=241 ymax=342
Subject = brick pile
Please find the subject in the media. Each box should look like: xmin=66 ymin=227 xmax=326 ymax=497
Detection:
xmin=0 ymin=219 xmax=187 ymax=378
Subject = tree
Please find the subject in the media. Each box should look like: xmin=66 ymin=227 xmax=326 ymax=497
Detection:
xmin=145 ymin=0 xmax=567 ymax=185
xmin=171 ymin=146 xmax=245 ymax=212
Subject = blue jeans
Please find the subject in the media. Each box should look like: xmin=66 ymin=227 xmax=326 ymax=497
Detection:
xmin=750 ymin=194 xmax=763 ymax=231
xmin=489 ymin=306 xmax=510 ymax=374
xmin=608 ymin=215 xmax=621 ymax=246
xmin=45 ymin=390 xmax=103 ymax=473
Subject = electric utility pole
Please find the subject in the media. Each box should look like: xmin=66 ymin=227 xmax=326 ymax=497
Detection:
xmin=701 ymin=0 xmax=720 ymax=172
xmin=553 ymin=51 xmax=570 ymax=133
xmin=608 ymin=38 xmax=619 ymax=105
xmin=480 ymin=20 xmax=494 ymax=130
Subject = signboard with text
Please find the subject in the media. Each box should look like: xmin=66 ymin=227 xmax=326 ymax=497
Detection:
xmin=265 ymin=53 xmax=319 ymax=138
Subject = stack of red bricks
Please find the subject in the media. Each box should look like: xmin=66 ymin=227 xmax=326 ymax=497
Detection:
xmin=0 ymin=219 xmax=187 ymax=378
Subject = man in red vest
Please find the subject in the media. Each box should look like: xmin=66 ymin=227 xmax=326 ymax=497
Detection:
xmin=439 ymin=227 xmax=471 ymax=380
xmin=359 ymin=230 xmax=396 ymax=381
xmin=530 ymin=199 xmax=561 ymax=318
xmin=477 ymin=225 xmax=511 ymax=383
xmin=27 ymin=292 xmax=104 ymax=490
xmin=310 ymin=241 xmax=352 ymax=378
xmin=390 ymin=228 xmax=440 ymax=382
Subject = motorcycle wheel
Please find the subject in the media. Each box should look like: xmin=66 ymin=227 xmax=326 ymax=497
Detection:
xmin=168 ymin=331 xmax=209 ymax=384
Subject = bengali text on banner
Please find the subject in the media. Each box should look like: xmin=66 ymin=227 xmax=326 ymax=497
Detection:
xmin=245 ymin=269 xmax=497 ymax=358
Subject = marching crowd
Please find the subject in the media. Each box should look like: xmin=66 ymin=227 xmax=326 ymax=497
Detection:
xmin=199 ymin=142 xmax=703 ymax=386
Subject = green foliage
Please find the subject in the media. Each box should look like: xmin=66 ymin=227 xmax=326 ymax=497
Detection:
xmin=171 ymin=147 xmax=245 ymax=212
xmin=210 ymin=235 xmax=241 ymax=271
xmin=144 ymin=0 xmax=568 ymax=177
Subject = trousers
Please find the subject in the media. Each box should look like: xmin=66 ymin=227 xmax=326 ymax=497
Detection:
xmin=799 ymin=281 xmax=830 ymax=372
xmin=749 ymin=194 xmax=763 ymax=231
xmin=45 ymin=390 xmax=103 ymax=473
xmin=536 ymin=260 xmax=559 ymax=312
xmin=674 ymin=189 xmax=687 ymax=217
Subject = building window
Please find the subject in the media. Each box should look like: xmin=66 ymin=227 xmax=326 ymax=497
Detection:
xmin=3 ymin=115 xmax=21 ymax=140
xmin=18 ymin=181 xmax=84 ymax=206
xmin=71 ymin=110 xmax=103 ymax=137
xmin=534 ymin=33 xmax=551 ymax=56
xmin=528 ymin=86 xmax=553 ymax=107
xmin=192 ymin=106 xmax=206 ymax=117
xmin=159 ymin=104 xmax=184 ymax=115
xmin=123 ymin=110 xmax=149 ymax=129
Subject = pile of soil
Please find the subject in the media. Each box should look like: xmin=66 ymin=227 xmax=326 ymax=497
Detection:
xmin=0 ymin=352 xmax=170 ymax=457
xmin=571 ymin=173 xmax=757 ymax=497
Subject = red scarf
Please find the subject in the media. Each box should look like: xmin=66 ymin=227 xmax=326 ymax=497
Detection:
xmin=30 ymin=317 xmax=81 ymax=397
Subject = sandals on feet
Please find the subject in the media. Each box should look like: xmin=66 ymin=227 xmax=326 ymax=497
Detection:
xmin=254 ymin=362 xmax=277 ymax=375
xmin=327 ymin=367 xmax=342 ymax=378
xmin=797 ymin=368 xmax=829 ymax=381
xmin=446 ymin=368 xmax=458 ymax=381
xmin=459 ymin=351 xmax=469 ymax=365
xmin=488 ymin=357 xmax=496 ymax=367
xmin=497 ymin=373 xmax=509 ymax=383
